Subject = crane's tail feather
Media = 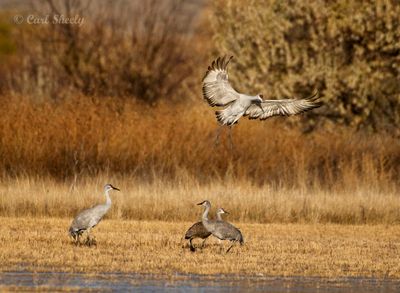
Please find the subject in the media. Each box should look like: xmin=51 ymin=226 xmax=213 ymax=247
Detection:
xmin=239 ymin=232 xmax=244 ymax=245
xmin=215 ymin=109 xmax=239 ymax=126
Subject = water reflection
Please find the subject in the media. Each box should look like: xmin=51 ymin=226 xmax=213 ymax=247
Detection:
xmin=0 ymin=271 xmax=399 ymax=292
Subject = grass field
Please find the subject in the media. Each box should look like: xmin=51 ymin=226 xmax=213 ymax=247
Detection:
xmin=0 ymin=1 xmax=399 ymax=288
xmin=0 ymin=177 xmax=400 ymax=224
xmin=1 ymin=217 xmax=400 ymax=278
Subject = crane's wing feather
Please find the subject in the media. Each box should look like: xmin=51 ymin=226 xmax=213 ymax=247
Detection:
xmin=185 ymin=222 xmax=211 ymax=239
xmin=244 ymin=91 xmax=322 ymax=120
xmin=202 ymin=56 xmax=240 ymax=107
xmin=214 ymin=221 xmax=243 ymax=242
xmin=70 ymin=205 xmax=107 ymax=231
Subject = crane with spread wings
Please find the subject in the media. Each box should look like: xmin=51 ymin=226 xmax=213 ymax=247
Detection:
xmin=202 ymin=56 xmax=322 ymax=146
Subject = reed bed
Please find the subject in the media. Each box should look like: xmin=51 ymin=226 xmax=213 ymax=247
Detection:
xmin=0 ymin=175 xmax=399 ymax=224
xmin=0 ymin=96 xmax=398 ymax=223
xmin=0 ymin=95 xmax=398 ymax=185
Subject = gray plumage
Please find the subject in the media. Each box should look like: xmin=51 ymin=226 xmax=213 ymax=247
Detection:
xmin=198 ymin=201 xmax=244 ymax=253
xmin=184 ymin=207 xmax=228 ymax=252
xmin=202 ymin=56 xmax=322 ymax=126
xmin=69 ymin=183 xmax=120 ymax=245
xmin=184 ymin=222 xmax=210 ymax=252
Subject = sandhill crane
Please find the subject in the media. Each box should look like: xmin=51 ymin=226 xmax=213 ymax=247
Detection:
xmin=216 ymin=207 xmax=229 ymax=221
xmin=198 ymin=200 xmax=244 ymax=253
xmin=202 ymin=56 xmax=322 ymax=146
xmin=184 ymin=222 xmax=210 ymax=252
xmin=184 ymin=207 xmax=229 ymax=252
xmin=69 ymin=184 xmax=120 ymax=246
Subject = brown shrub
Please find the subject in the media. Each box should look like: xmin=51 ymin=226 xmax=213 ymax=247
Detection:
xmin=0 ymin=0 xmax=208 ymax=102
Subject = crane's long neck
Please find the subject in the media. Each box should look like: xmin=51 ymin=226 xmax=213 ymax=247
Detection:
xmin=216 ymin=212 xmax=222 ymax=221
xmin=202 ymin=204 xmax=210 ymax=223
xmin=105 ymin=190 xmax=112 ymax=206
xmin=201 ymin=204 xmax=215 ymax=233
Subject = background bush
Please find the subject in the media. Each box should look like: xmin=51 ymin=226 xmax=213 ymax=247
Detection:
xmin=0 ymin=0 xmax=208 ymax=102
xmin=212 ymin=0 xmax=400 ymax=133
xmin=0 ymin=0 xmax=398 ymax=192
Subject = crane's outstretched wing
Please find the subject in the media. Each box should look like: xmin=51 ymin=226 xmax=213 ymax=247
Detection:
xmin=202 ymin=56 xmax=240 ymax=107
xmin=244 ymin=91 xmax=322 ymax=120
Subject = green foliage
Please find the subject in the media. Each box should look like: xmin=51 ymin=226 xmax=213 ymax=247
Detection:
xmin=0 ymin=17 xmax=16 ymax=56
xmin=212 ymin=0 xmax=400 ymax=133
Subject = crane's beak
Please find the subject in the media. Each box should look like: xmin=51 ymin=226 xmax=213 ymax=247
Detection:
xmin=113 ymin=186 xmax=120 ymax=191
xmin=224 ymin=210 xmax=230 ymax=214
xmin=197 ymin=202 xmax=203 ymax=205
xmin=258 ymin=104 xmax=265 ymax=113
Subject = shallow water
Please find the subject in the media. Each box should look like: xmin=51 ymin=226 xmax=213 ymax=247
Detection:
xmin=1 ymin=271 xmax=399 ymax=292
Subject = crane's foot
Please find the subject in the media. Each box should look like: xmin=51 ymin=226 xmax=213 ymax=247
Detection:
xmin=71 ymin=234 xmax=82 ymax=246
xmin=189 ymin=239 xmax=196 ymax=252
xmin=200 ymin=239 xmax=207 ymax=249
xmin=84 ymin=237 xmax=97 ymax=247
xmin=226 ymin=242 xmax=236 ymax=253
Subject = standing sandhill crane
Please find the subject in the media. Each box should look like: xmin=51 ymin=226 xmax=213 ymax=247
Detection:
xmin=216 ymin=207 xmax=229 ymax=221
xmin=184 ymin=207 xmax=229 ymax=252
xmin=202 ymin=56 xmax=322 ymax=146
xmin=198 ymin=200 xmax=244 ymax=253
xmin=69 ymin=184 xmax=120 ymax=246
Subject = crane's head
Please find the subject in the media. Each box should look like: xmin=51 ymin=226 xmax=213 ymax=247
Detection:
xmin=254 ymin=94 xmax=264 ymax=112
xmin=197 ymin=200 xmax=211 ymax=208
xmin=104 ymin=184 xmax=120 ymax=193
xmin=217 ymin=208 xmax=229 ymax=215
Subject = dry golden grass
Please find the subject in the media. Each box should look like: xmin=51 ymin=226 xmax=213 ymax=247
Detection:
xmin=0 ymin=176 xmax=400 ymax=224
xmin=0 ymin=95 xmax=398 ymax=187
xmin=1 ymin=217 xmax=400 ymax=278
xmin=0 ymin=97 xmax=398 ymax=224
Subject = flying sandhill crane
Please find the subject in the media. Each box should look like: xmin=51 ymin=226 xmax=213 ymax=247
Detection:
xmin=184 ymin=207 xmax=229 ymax=252
xmin=202 ymin=56 xmax=322 ymax=146
xmin=69 ymin=184 xmax=120 ymax=246
xmin=198 ymin=200 xmax=244 ymax=253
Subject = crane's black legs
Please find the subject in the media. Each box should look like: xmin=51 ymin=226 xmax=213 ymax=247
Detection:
xmin=189 ymin=239 xmax=196 ymax=252
xmin=228 ymin=125 xmax=234 ymax=150
xmin=75 ymin=234 xmax=80 ymax=246
xmin=214 ymin=125 xmax=223 ymax=146
xmin=214 ymin=125 xmax=234 ymax=150
xmin=70 ymin=232 xmax=82 ymax=246
xmin=226 ymin=241 xmax=236 ymax=253
xmin=200 ymin=238 xmax=207 ymax=249
xmin=84 ymin=228 xmax=97 ymax=246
